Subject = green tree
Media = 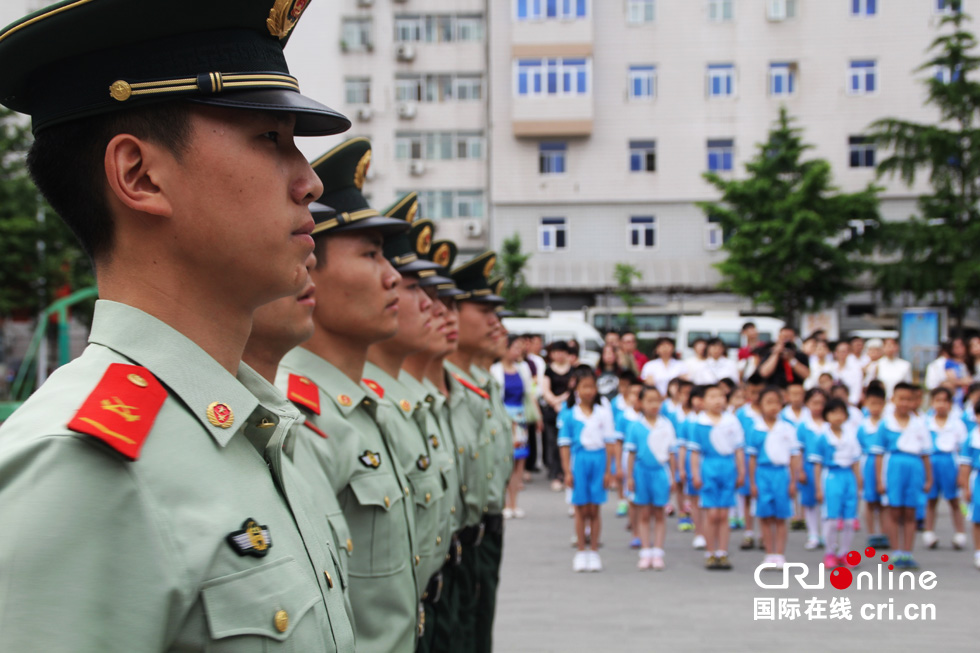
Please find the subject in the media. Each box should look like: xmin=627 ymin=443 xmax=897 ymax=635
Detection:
xmin=0 ymin=107 xmax=93 ymax=320
xmin=868 ymin=1 xmax=979 ymax=332
xmin=613 ymin=263 xmax=643 ymax=331
xmin=698 ymin=108 xmax=880 ymax=328
xmin=496 ymin=232 xmax=533 ymax=313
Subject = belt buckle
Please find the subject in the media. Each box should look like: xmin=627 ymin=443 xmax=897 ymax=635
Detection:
xmin=475 ymin=522 xmax=486 ymax=547
xmin=454 ymin=536 xmax=463 ymax=565
xmin=418 ymin=603 xmax=425 ymax=639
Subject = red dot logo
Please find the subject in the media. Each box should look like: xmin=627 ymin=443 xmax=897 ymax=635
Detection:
xmin=830 ymin=567 xmax=853 ymax=590
xmin=865 ymin=546 xmax=876 ymax=558
xmin=881 ymin=554 xmax=889 ymax=562
xmin=845 ymin=551 xmax=862 ymax=566
xmin=888 ymin=564 xmax=894 ymax=570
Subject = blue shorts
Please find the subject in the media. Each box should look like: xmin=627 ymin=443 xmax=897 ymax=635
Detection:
xmin=684 ymin=450 xmax=700 ymax=497
xmin=822 ymin=468 xmax=858 ymax=520
xmin=633 ymin=464 xmax=671 ymax=507
xmin=886 ymin=453 xmax=925 ymax=508
xmin=928 ymin=453 xmax=959 ymax=501
xmin=862 ymin=455 xmax=882 ymax=504
xmin=571 ymin=449 xmax=607 ymax=506
xmin=798 ymin=460 xmax=817 ymax=508
xmin=755 ymin=464 xmax=792 ymax=519
xmin=970 ymin=471 xmax=980 ymax=524
xmin=699 ymin=457 xmax=737 ymax=509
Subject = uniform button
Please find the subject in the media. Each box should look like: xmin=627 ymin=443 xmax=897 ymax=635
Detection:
xmin=451 ymin=506 xmax=457 ymax=514
xmin=384 ymin=496 xmax=391 ymax=508
xmin=425 ymin=492 xmax=432 ymax=503
xmin=346 ymin=538 xmax=354 ymax=554
xmin=274 ymin=610 xmax=289 ymax=633
xmin=491 ymin=429 xmax=497 ymax=436
xmin=461 ymin=485 xmax=468 ymax=493
xmin=458 ymin=446 xmax=465 ymax=454
xmin=324 ymin=571 xmax=334 ymax=589
xmin=436 ymin=536 xmax=442 ymax=545
xmin=487 ymin=473 xmax=493 ymax=480
xmin=486 ymin=410 xmax=492 ymax=418
xmin=472 ymin=452 xmax=480 ymax=460
xmin=483 ymin=506 xmax=489 ymax=513
xmin=405 ymin=487 xmax=410 ymax=496
xmin=415 ymin=555 xmax=421 ymax=566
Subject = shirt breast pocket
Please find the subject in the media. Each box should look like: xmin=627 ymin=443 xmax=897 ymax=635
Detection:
xmin=409 ymin=472 xmax=447 ymax=557
xmin=346 ymin=473 xmax=409 ymax=578
xmin=202 ymin=556 xmax=327 ymax=652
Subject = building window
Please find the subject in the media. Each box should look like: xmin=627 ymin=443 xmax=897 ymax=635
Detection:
xmin=394 ymin=16 xmax=423 ymax=42
xmin=851 ymin=0 xmax=876 ymax=16
xmin=539 ymin=142 xmax=567 ymax=174
xmin=517 ymin=0 xmax=586 ymax=20
xmin=454 ymin=75 xmax=484 ymax=100
xmin=457 ymin=132 xmax=485 ymax=159
xmin=628 ymin=65 xmax=657 ymax=99
xmin=707 ymin=64 xmax=736 ymax=97
xmin=411 ymin=190 xmax=485 ymax=219
xmin=456 ymin=15 xmax=485 ymax=41
xmin=936 ymin=0 xmax=961 ymax=15
xmin=848 ymin=136 xmax=875 ymax=168
xmin=707 ymin=139 xmax=734 ymax=172
xmin=517 ymin=59 xmax=589 ymax=96
xmin=627 ymin=0 xmax=655 ymax=23
xmin=769 ymin=62 xmax=796 ymax=96
xmin=342 ymin=18 xmax=373 ymax=50
xmin=705 ymin=215 xmax=731 ymax=250
xmin=848 ymin=60 xmax=877 ymax=94
xmin=628 ymin=216 xmax=657 ymax=250
xmin=344 ymin=77 xmax=371 ymax=104
xmin=539 ymin=217 xmax=567 ymax=251
xmin=707 ymin=0 xmax=734 ymax=22
xmin=395 ymin=132 xmax=423 ymax=160
xmin=629 ymin=140 xmax=657 ymax=172
xmin=396 ymin=74 xmax=483 ymax=103
xmin=767 ymin=0 xmax=796 ymax=19
xmin=935 ymin=64 xmax=962 ymax=83
xmin=395 ymin=132 xmax=486 ymax=161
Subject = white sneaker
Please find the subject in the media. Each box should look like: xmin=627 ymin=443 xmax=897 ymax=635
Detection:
xmin=974 ymin=553 xmax=980 ymax=571
xmin=953 ymin=532 xmax=967 ymax=550
xmin=774 ymin=554 xmax=786 ymax=570
xmin=570 ymin=534 xmax=578 ymax=547
xmin=514 ymin=507 xmax=526 ymax=519
xmin=692 ymin=535 xmax=707 ymax=550
xmin=804 ymin=537 xmax=820 ymax=550
xmin=568 ymin=506 xmax=575 ymax=517
xmin=923 ymin=530 xmax=938 ymax=549
xmin=502 ymin=508 xmax=514 ymax=520
xmin=587 ymin=551 xmax=602 ymax=572
xmin=573 ymin=551 xmax=588 ymax=572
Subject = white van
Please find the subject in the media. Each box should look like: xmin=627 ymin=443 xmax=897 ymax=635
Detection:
xmin=675 ymin=312 xmax=785 ymax=360
xmin=501 ymin=316 xmax=604 ymax=367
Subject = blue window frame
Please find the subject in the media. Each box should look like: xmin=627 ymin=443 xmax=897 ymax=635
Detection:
xmin=629 ymin=140 xmax=656 ymax=172
xmin=707 ymin=139 xmax=734 ymax=172
xmin=769 ymin=62 xmax=796 ymax=96
xmin=707 ymin=64 xmax=735 ymax=97
xmin=628 ymin=216 xmax=657 ymax=249
xmin=848 ymin=136 xmax=875 ymax=168
xmin=629 ymin=65 xmax=656 ymax=99
xmin=848 ymin=60 xmax=876 ymax=94
xmin=539 ymin=142 xmax=567 ymax=174
xmin=851 ymin=0 xmax=876 ymax=15
xmin=540 ymin=217 xmax=567 ymax=251
xmin=516 ymin=59 xmax=588 ymax=96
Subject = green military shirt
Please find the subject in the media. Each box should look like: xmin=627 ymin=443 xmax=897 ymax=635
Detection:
xmin=471 ymin=365 xmax=516 ymax=511
xmin=403 ymin=371 xmax=464 ymax=537
xmin=0 ymin=301 xmax=354 ymax=652
xmin=444 ymin=361 xmax=494 ymax=526
xmin=278 ymin=347 xmax=420 ymax=653
xmin=363 ymin=362 xmax=450 ymax=592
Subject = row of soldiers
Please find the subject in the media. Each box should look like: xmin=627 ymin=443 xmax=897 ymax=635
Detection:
xmin=0 ymin=1 xmax=513 ymax=651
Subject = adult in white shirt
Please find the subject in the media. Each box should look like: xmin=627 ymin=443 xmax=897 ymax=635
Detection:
xmin=805 ymin=340 xmax=836 ymax=390
xmin=692 ymin=338 xmax=738 ymax=385
xmin=641 ymin=337 xmax=689 ymax=395
xmin=848 ymin=336 xmax=871 ymax=368
xmin=830 ymin=341 xmax=864 ymax=405
xmin=872 ymin=338 xmax=912 ymax=398
xmin=924 ymin=342 xmax=950 ymax=392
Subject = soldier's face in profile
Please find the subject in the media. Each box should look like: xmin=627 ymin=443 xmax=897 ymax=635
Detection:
xmin=457 ymin=302 xmax=497 ymax=353
xmin=388 ymin=274 xmax=434 ymax=352
xmin=249 ymin=251 xmax=317 ymax=352
xmin=310 ymin=229 xmax=402 ymax=342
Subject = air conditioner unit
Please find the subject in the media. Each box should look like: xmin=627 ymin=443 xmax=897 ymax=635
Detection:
xmin=357 ymin=0 xmax=374 ymax=7
xmin=409 ymin=160 xmax=426 ymax=176
xmin=356 ymin=106 xmax=373 ymax=121
xmin=465 ymin=220 xmax=484 ymax=238
xmin=396 ymin=44 xmax=416 ymax=62
xmin=397 ymin=102 xmax=418 ymax=119
xmin=767 ymin=0 xmax=786 ymax=21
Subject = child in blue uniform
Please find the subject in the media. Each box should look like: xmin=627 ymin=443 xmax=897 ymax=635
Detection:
xmin=677 ymin=385 xmax=708 ymax=547
xmin=871 ymin=382 xmax=934 ymax=569
xmin=736 ymin=377 xmax=764 ymax=549
xmin=747 ymin=386 xmax=800 ymax=570
xmin=667 ymin=380 xmax=693 ymax=524
xmin=811 ymin=398 xmax=862 ymax=568
xmin=780 ymin=380 xmax=807 ymax=530
xmin=625 ymin=386 xmax=678 ymax=570
xmin=614 ymin=377 xmax=643 ymax=543
xmin=858 ymin=382 xmax=890 ymax=548
xmin=957 ymin=404 xmax=980 ymax=569
xmin=797 ymin=389 xmax=828 ymax=549
xmin=689 ymin=385 xmax=745 ymax=570
xmin=559 ymin=366 xmax=616 ymax=572
xmin=924 ymin=387 xmax=968 ymax=550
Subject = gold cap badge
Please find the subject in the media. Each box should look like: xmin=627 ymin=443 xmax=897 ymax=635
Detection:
xmin=433 ymin=243 xmax=451 ymax=268
xmin=267 ymin=0 xmax=311 ymax=40
xmin=483 ymin=255 xmax=496 ymax=280
xmin=416 ymin=225 xmax=433 ymax=255
xmin=354 ymin=150 xmax=372 ymax=190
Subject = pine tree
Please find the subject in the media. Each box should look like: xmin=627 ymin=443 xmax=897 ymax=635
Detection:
xmin=496 ymin=233 xmax=533 ymax=314
xmin=868 ymin=1 xmax=980 ymax=331
xmin=699 ymin=108 xmax=881 ymax=328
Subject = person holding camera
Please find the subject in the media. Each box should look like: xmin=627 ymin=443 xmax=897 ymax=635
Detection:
xmin=754 ymin=327 xmax=810 ymax=389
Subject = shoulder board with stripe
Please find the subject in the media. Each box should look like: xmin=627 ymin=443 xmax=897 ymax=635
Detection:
xmin=363 ymin=378 xmax=385 ymax=399
xmin=67 ymin=363 xmax=167 ymax=461
xmin=452 ymin=373 xmax=489 ymax=400
xmin=287 ymin=374 xmax=321 ymax=415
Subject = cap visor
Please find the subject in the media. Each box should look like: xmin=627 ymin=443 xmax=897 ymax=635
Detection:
xmin=332 ymin=215 xmax=411 ymax=237
xmin=438 ymin=287 xmax=466 ymax=298
xmin=188 ymin=89 xmax=351 ymax=136
xmin=464 ymin=293 xmax=505 ymax=305
xmin=418 ymin=273 xmax=454 ymax=288
xmin=396 ymin=259 xmax=444 ymax=275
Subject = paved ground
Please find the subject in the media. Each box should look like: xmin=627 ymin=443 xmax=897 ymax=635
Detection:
xmin=492 ymin=473 xmax=979 ymax=653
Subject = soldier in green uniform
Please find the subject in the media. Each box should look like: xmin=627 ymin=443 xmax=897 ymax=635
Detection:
xmin=276 ymin=138 xmax=422 ymax=653
xmin=445 ymin=252 xmax=506 ymax=653
xmin=402 ymin=238 xmax=468 ymax=653
xmin=0 ymin=1 xmax=356 ymax=650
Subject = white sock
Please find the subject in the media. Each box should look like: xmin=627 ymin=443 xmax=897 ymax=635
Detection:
xmin=735 ymin=501 xmax=745 ymax=520
xmin=805 ymin=507 xmax=820 ymax=540
xmin=715 ymin=549 xmax=727 ymax=557
xmin=838 ymin=523 xmax=855 ymax=557
xmin=652 ymin=547 xmax=664 ymax=557
xmin=745 ymin=530 xmax=754 ymax=538
xmin=823 ymin=520 xmax=837 ymax=554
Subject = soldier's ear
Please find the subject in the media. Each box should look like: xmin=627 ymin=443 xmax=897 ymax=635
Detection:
xmin=103 ymin=134 xmax=174 ymax=219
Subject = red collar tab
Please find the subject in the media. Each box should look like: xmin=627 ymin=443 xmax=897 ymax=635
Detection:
xmin=363 ymin=378 xmax=385 ymax=399
xmin=452 ymin=373 xmax=489 ymax=400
